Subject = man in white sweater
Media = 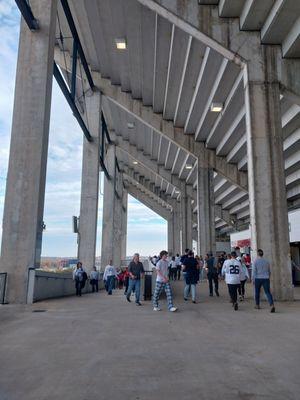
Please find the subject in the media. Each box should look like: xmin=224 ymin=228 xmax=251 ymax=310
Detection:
xmin=222 ymin=251 xmax=243 ymax=311
xmin=103 ymin=260 xmax=118 ymax=295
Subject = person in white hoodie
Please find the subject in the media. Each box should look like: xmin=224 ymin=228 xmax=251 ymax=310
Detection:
xmin=103 ymin=260 xmax=118 ymax=295
xmin=238 ymin=256 xmax=249 ymax=301
xmin=222 ymin=251 xmax=243 ymax=311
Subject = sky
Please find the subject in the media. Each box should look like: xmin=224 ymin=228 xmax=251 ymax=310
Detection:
xmin=0 ymin=0 xmax=167 ymax=258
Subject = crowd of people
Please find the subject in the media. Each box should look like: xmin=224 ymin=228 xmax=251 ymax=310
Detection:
xmin=73 ymin=247 xmax=300 ymax=313
xmin=149 ymin=248 xmax=276 ymax=312
xmin=73 ymin=260 xmax=131 ymax=297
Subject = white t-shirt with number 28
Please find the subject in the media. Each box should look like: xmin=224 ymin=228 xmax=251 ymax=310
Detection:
xmin=222 ymin=259 xmax=243 ymax=284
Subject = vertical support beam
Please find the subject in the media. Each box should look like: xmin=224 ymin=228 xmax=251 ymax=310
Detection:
xmin=172 ymin=199 xmax=181 ymax=255
xmin=244 ymin=47 xmax=293 ymax=300
xmin=186 ymin=196 xmax=193 ymax=251
xmin=180 ymin=184 xmax=188 ymax=252
xmin=167 ymin=215 xmax=174 ymax=256
xmin=121 ymin=189 xmax=128 ymax=260
xmin=0 ymin=0 xmax=57 ymax=303
xmin=71 ymin=39 xmax=78 ymax=99
xmin=113 ymin=171 xmax=123 ymax=267
xmin=101 ymin=144 xmax=116 ymax=268
xmin=196 ymin=143 xmax=216 ymax=257
xmin=78 ymin=92 xmax=101 ymax=273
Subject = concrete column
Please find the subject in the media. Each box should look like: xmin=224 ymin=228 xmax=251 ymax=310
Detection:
xmin=244 ymin=47 xmax=293 ymax=300
xmin=180 ymin=185 xmax=188 ymax=253
xmin=0 ymin=0 xmax=57 ymax=303
xmin=121 ymin=189 xmax=128 ymax=260
xmin=113 ymin=172 xmax=123 ymax=267
xmin=78 ymin=92 xmax=101 ymax=273
xmin=101 ymin=144 xmax=116 ymax=269
xmin=167 ymin=216 xmax=174 ymax=256
xmin=186 ymin=196 xmax=193 ymax=251
xmin=172 ymin=200 xmax=181 ymax=255
xmin=196 ymin=143 xmax=216 ymax=257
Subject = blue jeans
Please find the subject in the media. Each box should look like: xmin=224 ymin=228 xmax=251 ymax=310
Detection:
xmin=255 ymin=278 xmax=274 ymax=306
xmin=127 ymin=278 xmax=141 ymax=302
xmin=105 ymin=276 xmax=115 ymax=295
xmin=184 ymin=284 xmax=196 ymax=301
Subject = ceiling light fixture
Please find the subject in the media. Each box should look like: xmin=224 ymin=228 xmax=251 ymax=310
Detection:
xmin=115 ymin=38 xmax=127 ymax=50
xmin=210 ymin=102 xmax=223 ymax=112
xmin=127 ymin=122 xmax=135 ymax=129
xmin=133 ymin=161 xmax=138 ymax=165
xmin=185 ymin=164 xmax=193 ymax=170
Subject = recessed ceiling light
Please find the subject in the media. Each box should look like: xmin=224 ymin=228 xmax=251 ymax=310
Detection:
xmin=127 ymin=122 xmax=135 ymax=129
xmin=115 ymin=38 xmax=127 ymax=50
xmin=185 ymin=164 xmax=193 ymax=170
xmin=174 ymin=190 xmax=179 ymax=194
xmin=210 ymin=102 xmax=223 ymax=112
xmin=133 ymin=161 xmax=138 ymax=165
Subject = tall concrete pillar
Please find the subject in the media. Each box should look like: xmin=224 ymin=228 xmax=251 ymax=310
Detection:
xmin=180 ymin=185 xmax=188 ymax=253
xmin=0 ymin=0 xmax=57 ymax=303
xmin=121 ymin=189 xmax=128 ymax=260
xmin=196 ymin=143 xmax=216 ymax=257
xmin=113 ymin=172 xmax=123 ymax=266
xmin=167 ymin=216 xmax=174 ymax=256
xmin=244 ymin=47 xmax=293 ymax=300
xmin=101 ymin=144 xmax=116 ymax=268
xmin=78 ymin=92 xmax=101 ymax=273
xmin=172 ymin=200 xmax=181 ymax=255
xmin=186 ymin=196 xmax=193 ymax=251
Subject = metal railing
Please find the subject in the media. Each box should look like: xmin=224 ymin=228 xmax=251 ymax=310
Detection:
xmin=0 ymin=272 xmax=7 ymax=304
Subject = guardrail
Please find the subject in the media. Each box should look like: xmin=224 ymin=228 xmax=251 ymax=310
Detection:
xmin=0 ymin=272 xmax=7 ymax=304
xmin=27 ymin=269 xmax=105 ymax=303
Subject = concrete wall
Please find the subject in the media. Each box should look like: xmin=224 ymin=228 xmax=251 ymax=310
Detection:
xmin=28 ymin=270 xmax=104 ymax=303
xmin=216 ymin=242 xmax=231 ymax=254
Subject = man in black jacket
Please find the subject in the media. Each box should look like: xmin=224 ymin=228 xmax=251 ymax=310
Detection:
xmin=205 ymin=253 xmax=219 ymax=297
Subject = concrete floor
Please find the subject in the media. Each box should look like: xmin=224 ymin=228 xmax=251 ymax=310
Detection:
xmin=0 ymin=281 xmax=300 ymax=400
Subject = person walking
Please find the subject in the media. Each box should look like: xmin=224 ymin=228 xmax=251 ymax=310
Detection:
xmin=252 ymin=249 xmax=275 ymax=312
xmin=238 ymin=256 xmax=249 ymax=301
xmin=89 ymin=266 xmax=99 ymax=293
xmin=175 ymin=253 xmax=181 ymax=280
xmin=126 ymin=253 xmax=145 ymax=306
xmin=170 ymin=256 xmax=178 ymax=280
xmin=205 ymin=253 xmax=219 ymax=297
xmin=73 ymin=262 xmax=85 ymax=297
xmin=153 ymin=250 xmax=177 ymax=312
xmin=103 ymin=260 xmax=118 ymax=295
xmin=222 ymin=251 xmax=243 ymax=311
xmin=291 ymin=258 xmax=300 ymax=286
xmin=181 ymin=249 xmax=190 ymax=289
xmin=217 ymin=253 xmax=226 ymax=277
xmin=183 ymin=251 xmax=199 ymax=303
xmin=123 ymin=267 xmax=130 ymax=295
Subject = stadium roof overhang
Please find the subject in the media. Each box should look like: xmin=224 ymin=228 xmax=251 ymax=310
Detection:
xmin=51 ymin=0 xmax=300 ymax=234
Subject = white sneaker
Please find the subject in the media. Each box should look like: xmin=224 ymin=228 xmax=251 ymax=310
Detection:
xmin=153 ymin=307 xmax=161 ymax=311
xmin=169 ymin=307 xmax=177 ymax=312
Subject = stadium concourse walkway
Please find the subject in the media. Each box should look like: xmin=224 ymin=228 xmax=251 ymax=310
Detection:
xmin=1 ymin=281 xmax=300 ymax=400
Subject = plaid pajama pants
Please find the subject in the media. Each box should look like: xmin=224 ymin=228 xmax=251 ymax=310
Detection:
xmin=153 ymin=281 xmax=174 ymax=309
